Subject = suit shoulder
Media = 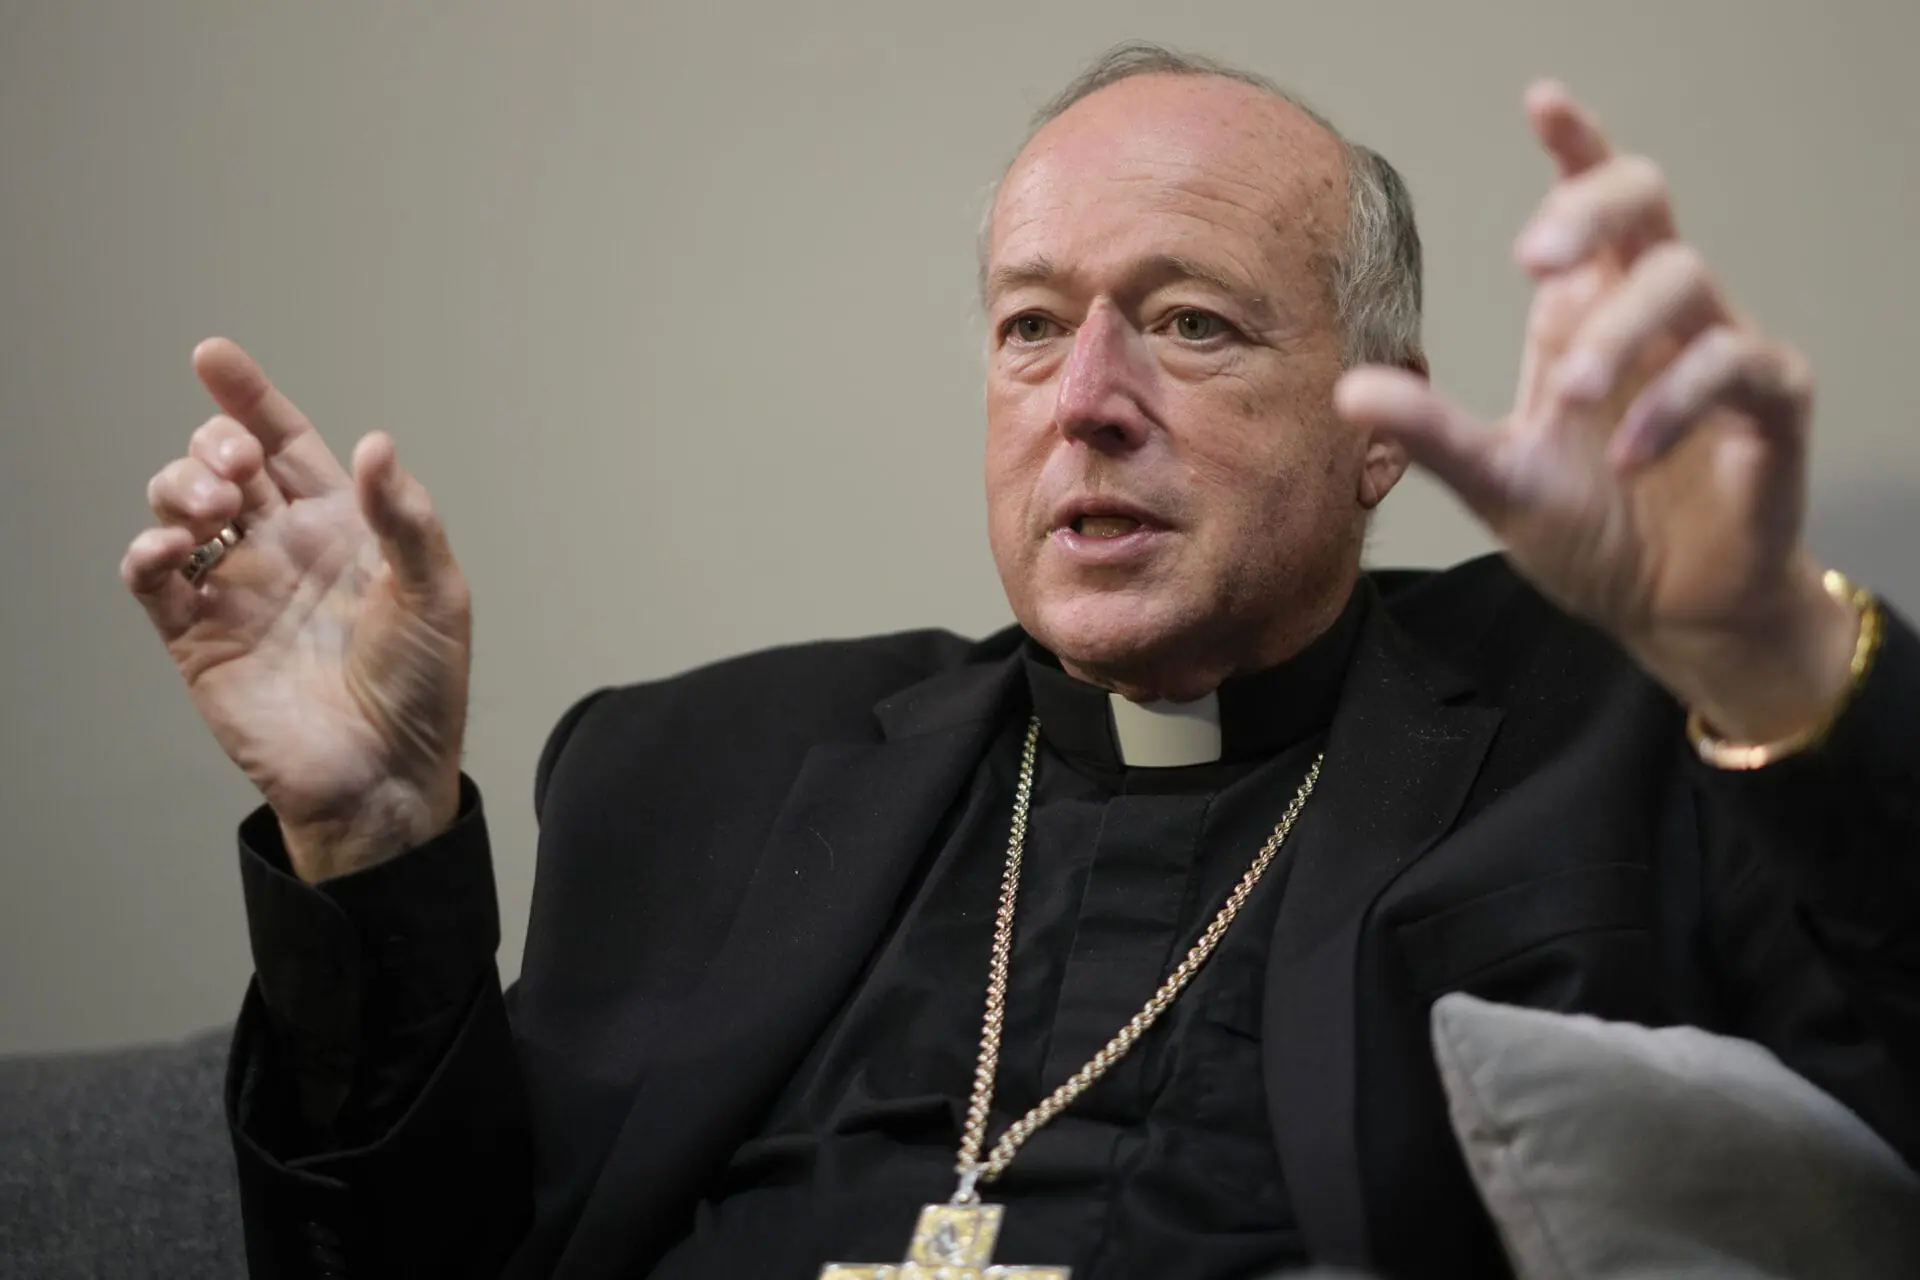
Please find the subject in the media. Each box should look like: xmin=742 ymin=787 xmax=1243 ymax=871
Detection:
xmin=1372 ymin=552 xmax=1529 ymax=618
xmin=1373 ymin=553 xmax=1639 ymax=691
xmin=532 ymin=626 xmax=1006 ymax=815
xmin=664 ymin=621 xmax=990 ymax=702
xmin=559 ymin=626 xmax=992 ymax=745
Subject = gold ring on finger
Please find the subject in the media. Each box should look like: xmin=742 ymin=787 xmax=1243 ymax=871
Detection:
xmin=182 ymin=522 xmax=244 ymax=584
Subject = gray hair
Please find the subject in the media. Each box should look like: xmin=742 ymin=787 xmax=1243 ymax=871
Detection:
xmin=987 ymin=42 xmax=1425 ymax=372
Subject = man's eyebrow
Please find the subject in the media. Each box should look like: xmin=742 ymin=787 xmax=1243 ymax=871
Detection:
xmin=985 ymin=256 xmax=1060 ymax=299
xmin=985 ymin=253 xmax=1282 ymax=325
xmin=1138 ymin=254 xmax=1286 ymax=326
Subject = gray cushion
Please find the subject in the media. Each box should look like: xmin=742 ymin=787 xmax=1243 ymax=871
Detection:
xmin=1432 ymin=993 xmax=1920 ymax=1280
xmin=0 ymin=1026 xmax=242 ymax=1279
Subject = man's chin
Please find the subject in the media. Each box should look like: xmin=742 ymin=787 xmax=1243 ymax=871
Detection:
xmin=1025 ymin=594 xmax=1198 ymax=691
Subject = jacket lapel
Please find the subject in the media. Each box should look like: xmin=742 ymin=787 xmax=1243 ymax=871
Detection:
xmin=1263 ymin=592 xmax=1502 ymax=1268
xmin=556 ymin=601 xmax=1502 ymax=1274
xmin=555 ymin=642 xmax=1026 ymax=1277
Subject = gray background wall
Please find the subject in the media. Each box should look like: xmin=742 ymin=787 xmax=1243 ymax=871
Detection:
xmin=3 ymin=0 xmax=1916 ymax=1053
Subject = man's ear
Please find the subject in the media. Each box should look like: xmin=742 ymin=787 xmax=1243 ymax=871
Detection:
xmin=1358 ymin=435 xmax=1410 ymax=510
xmin=1355 ymin=350 xmax=1426 ymax=510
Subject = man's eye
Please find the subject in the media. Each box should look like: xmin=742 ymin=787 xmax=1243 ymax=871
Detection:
xmin=1008 ymin=314 xmax=1053 ymax=343
xmin=1172 ymin=311 xmax=1225 ymax=342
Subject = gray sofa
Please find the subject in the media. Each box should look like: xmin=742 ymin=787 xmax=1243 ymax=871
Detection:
xmin=0 ymin=1027 xmax=242 ymax=1278
xmin=7 ymin=1003 xmax=1920 ymax=1279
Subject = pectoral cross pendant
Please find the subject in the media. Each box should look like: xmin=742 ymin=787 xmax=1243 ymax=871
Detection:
xmin=817 ymin=1200 xmax=1070 ymax=1279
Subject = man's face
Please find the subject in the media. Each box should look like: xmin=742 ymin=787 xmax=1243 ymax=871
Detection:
xmin=984 ymin=74 xmax=1393 ymax=699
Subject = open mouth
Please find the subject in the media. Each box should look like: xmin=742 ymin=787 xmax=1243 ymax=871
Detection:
xmin=1071 ymin=514 xmax=1144 ymax=539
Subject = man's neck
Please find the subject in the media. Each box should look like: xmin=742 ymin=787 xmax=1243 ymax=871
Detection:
xmin=1058 ymin=581 xmax=1358 ymax=703
xmin=1023 ymin=579 xmax=1369 ymax=774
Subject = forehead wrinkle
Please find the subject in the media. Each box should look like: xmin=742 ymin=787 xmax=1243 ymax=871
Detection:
xmin=1006 ymin=79 xmax=1346 ymax=220
xmin=1014 ymin=139 xmax=1318 ymax=232
xmin=996 ymin=138 xmax=1338 ymax=272
xmin=984 ymin=74 xmax=1350 ymax=311
xmin=1124 ymin=156 xmax=1342 ymax=268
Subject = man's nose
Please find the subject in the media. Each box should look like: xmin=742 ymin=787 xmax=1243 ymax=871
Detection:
xmin=1054 ymin=303 xmax=1152 ymax=453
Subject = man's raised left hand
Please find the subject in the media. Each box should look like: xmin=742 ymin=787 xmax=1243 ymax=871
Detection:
xmin=1335 ymin=80 xmax=1859 ymax=746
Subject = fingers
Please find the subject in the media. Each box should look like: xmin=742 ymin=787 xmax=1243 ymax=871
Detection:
xmin=1517 ymin=153 xmax=1677 ymax=276
xmin=1512 ymin=261 xmax=1615 ymax=416
xmin=147 ymin=456 xmax=243 ymax=541
xmin=1554 ymin=242 xmax=1731 ymax=407
xmin=1334 ymin=368 xmax=1513 ymax=523
xmin=1611 ymin=326 xmax=1812 ymax=471
xmin=352 ymin=432 xmax=457 ymax=600
xmin=131 ymin=408 xmax=291 ymax=643
xmin=189 ymin=415 xmax=286 ymax=518
xmin=192 ymin=337 xmax=349 ymax=498
xmin=1518 ymin=82 xmax=1676 ymax=279
xmin=1525 ymin=79 xmax=1612 ymax=178
xmin=120 ymin=525 xmax=202 ymax=641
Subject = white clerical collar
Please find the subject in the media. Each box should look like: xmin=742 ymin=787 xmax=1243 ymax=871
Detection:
xmin=1107 ymin=691 xmax=1223 ymax=767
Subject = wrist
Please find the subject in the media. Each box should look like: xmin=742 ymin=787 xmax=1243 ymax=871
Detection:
xmin=280 ymin=771 xmax=463 ymax=884
xmin=1633 ymin=558 xmax=1862 ymax=747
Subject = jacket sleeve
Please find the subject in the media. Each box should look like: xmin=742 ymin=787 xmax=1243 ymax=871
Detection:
xmin=225 ymin=692 xmax=606 ymax=1279
xmin=1698 ymin=603 xmax=1920 ymax=1166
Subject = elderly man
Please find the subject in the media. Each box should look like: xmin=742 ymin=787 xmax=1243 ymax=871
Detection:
xmin=123 ymin=43 xmax=1919 ymax=1280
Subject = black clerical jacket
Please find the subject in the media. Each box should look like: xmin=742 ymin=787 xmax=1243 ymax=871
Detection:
xmin=225 ymin=556 xmax=1920 ymax=1278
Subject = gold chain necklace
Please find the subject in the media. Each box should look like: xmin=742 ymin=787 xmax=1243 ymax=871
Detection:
xmin=821 ymin=715 xmax=1324 ymax=1279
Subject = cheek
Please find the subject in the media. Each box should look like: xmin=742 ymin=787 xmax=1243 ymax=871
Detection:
xmin=1173 ymin=378 xmax=1349 ymax=556
xmin=986 ymin=369 xmax=1046 ymax=443
xmin=1177 ymin=383 xmax=1312 ymax=502
xmin=984 ymin=384 xmax=1044 ymax=556
xmin=1187 ymin=449 xmax=1303 ymax=555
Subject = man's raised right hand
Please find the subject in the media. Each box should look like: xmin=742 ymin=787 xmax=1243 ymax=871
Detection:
xmin=120 ymin=338 xmax=472 ymax=884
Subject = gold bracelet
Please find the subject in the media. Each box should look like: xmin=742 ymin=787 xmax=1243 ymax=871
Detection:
xmin=1686 ymin=569 xmax=1884 ymax=771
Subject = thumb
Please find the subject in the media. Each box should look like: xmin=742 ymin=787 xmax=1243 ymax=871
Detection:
xmin=352 ymin=432 xmax=452 ymax=597
xmin=1334 ymin=367 xmax=1513 ymax=524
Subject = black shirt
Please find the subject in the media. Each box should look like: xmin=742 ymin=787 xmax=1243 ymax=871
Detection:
xmin=649 ymin=597 xmax=1364 ymax=1278
xmin=248 ymin=594 xmax=1365 ymax=1277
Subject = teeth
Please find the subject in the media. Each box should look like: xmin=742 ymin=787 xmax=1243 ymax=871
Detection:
xmin=1078 ymin=515 xmax=1141 ymax=539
